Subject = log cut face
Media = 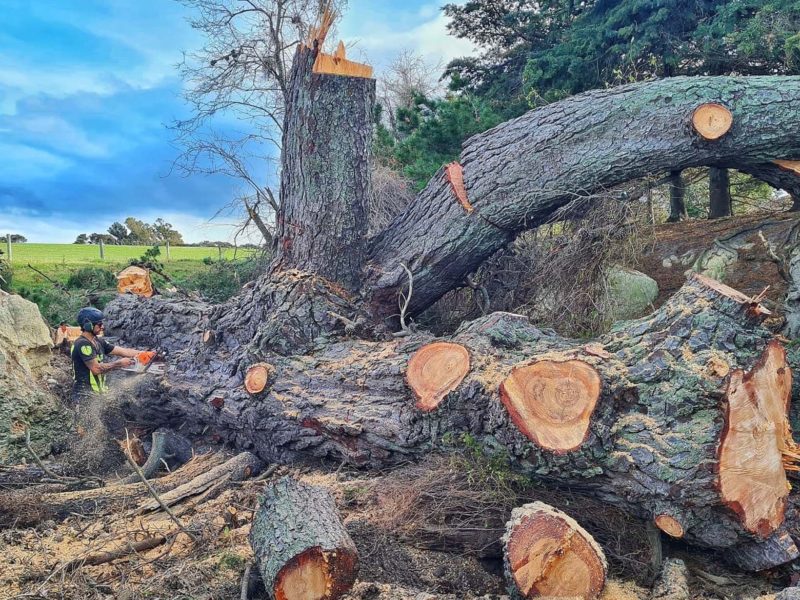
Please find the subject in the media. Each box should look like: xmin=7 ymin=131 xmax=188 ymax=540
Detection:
xmin=503 ymin=501 xmax=607 ymax=600
xmin=499 ymin=360 xmax=600 ymax=453
xmin=250 ymin=477 xmax=358 ymax=600
xmin=719 ymin=341 xmax=794 ymax=536
xmin=407 ymin=342 xmax=470 ymax=411
xmin=112 ymin=274 xmax=800 ymax=568
xmin=366 ymin=76 xmax=800 ymax=318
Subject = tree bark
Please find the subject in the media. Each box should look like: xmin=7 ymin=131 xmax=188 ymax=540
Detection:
xmin=666 ymin=171 xmax=688 ymax=223
xmin=708 ymin=167 xmax=732 ymax=218
xmin=272 ymin=42 xmax=374 ymax=292
xmin=250 ymin=476 xmax=358 ymax=600
xmin=114 ymin=275 xmax=799 ymax=569
xmin=366 ymin=76 xmax=800 ymax=318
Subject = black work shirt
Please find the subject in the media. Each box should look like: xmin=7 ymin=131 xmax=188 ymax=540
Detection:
xmin=71 ymin=336 xmax=115 ymax=393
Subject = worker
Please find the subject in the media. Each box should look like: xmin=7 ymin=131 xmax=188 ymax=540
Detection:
xmin=71 ymin=307 xmax=144 ymax=408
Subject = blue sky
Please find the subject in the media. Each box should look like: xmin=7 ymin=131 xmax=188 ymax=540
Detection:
xmin=0 ymin=1 xmax=474 ymax=243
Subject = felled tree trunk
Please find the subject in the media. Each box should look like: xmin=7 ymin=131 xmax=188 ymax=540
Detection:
xmin=115 ymin=274 xmax=799 ymax=569
xmin=250 ymin=476 xmax=358 ymax=600
xmin=709 ymin=167 xmax=733 ymax=218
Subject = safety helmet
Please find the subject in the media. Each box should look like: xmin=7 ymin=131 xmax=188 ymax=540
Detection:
xmin=77 ymin=307 xmax=104 ymax=332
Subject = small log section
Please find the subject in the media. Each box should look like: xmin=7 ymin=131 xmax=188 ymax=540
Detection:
xmin=406 ymin=342 xmax=470 ymax=411
xmin=691 ymin=102 xmax=733 ymax=140
xmin=503 ymin=501 xmax=607 ymax=600
xmin=499 ymin=360 xmax=601 ymax=453
xmin=250 ymin=476 xmax=358 ymax=600
xmin=719 ymin=340 xmax=796 ymax=536
xmin=245 ymin=362 xmax=275 ymax=395
xmin=654 ymin=515 xmax=685 ymax=539
xmin=120 ymin=428 xmax=193 ymax=484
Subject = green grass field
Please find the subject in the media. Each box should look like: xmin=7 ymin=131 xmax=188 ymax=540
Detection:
xmin=6 ymin=243 xmax=250 ymax=264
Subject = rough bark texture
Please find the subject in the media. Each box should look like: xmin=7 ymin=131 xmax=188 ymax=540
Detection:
xmin=650 ymin=558 xmax=690 ymax=600
xmin=709 ymin=167 xmax=732 ymax=218
xmin=366 ymin=76 xmax=800 ymax=318
xmin=112 ymin=274 xmax=798 ymax=568
xmin=273 ymin=43 xmax=374 ymax=292
xmin=250 ymin=476 xmax=358 ymax=600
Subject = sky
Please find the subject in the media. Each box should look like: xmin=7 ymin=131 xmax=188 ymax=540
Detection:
xmin=0 ymin=0 xmax=476 ymax=244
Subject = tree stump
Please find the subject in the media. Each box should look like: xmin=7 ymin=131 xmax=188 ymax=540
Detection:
xmin=250 ymin=477 xmax=358 ymax=600
xmin=503 ymin=501 xmax=607 ymax=600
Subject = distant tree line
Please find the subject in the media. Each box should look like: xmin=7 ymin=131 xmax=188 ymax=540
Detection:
xmin=74 ymin=217 xmax=185 ymax=246
xmin=0 ymin=234 xmax=28 ymax=243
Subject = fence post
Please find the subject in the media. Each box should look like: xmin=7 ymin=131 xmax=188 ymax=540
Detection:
xmin=99 ymin=239 xmax=105 ymax=260
xmin=5 ymin=234 xmax=11 ymax=262
xmin=217 ymin=245 xmax=222 ymax=260
xmin=166 ymin=240 xmax=171 ymax=261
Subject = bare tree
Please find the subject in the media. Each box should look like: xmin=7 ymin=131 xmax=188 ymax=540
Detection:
xmin=172 ymin=0 xmax=347 ymax=244
xmin=378 ymin=50 xmax=443 ymax=133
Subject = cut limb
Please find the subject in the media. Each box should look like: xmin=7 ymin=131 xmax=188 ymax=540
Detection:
xmin=691 ymin=103 xmax=733 ymax=140
xmin=503 ymin=501 xmax=607 ymax=600
xmin=120 ymin=428 xmax=193 ymax=484
xmin=406 ymin=342 xmax=470 ymax=411
xmin=245 ymin=363 xmax=275 ymax=395
xmin=719 ymin=340 xmax=796 ymax=536
xmin=654 ymin=515 xmax=685 ymax=539
xmin=499 ymin=360 xmax=600 ymax=453
xmin=250 ymin=476 xmax=358 ymax=600
xmin=445 ymin=162 xmax=473 ymax=213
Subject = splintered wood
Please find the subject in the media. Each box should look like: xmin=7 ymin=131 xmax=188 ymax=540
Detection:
xmin=719 ymin=341 xmax=796 ymax=536
xmin=774 ymin=159 xmax=800 ymax=176
xmin=406 ymin=342 xmax=470 ymax=411
xmin=504 ymin=502 xmax=607 ymax=600
xmin=445 ymin=162 xmax=474 ymax=213
xmin=691 ymin=103 xmax=733 ymax=140
xmin=307 ymin=8 xmax=372 ymax=78
xmin=499 ymin=360 xmax=601 ymax=453
xmin=245 ymin=362 xmax=275 ymax=394
xmin=116 ymin=265 xmax=154 ymax=298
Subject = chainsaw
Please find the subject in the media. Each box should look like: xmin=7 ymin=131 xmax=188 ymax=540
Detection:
xmin=120 ymin=350 xmax=166 ymax=375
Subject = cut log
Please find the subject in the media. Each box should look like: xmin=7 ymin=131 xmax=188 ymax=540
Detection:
xmin=406 ymin=342 xmax=470 ymax=411
xmin=691 ymin=103 xmax=733 ymax=140
xmin=654 ymin=515 xmax=684 ymax=539
xmin=250 ymin=476 xmax=358 ymax=600
xmin=499 ymin=360 xmax=601 ymax=453
xmin=650 ymin=558 xmax=690 ymax=600
xmin=719 ymin=340 xmax=795 ymax=536
xmin=120 ymin=428 xmax=193 ymax=484
xmin=503 ymin=501 xmax=607 ymax=600
xmin=245 ymin=363 xmax=275 ymax=395
xmin=116 ymin=265 xmax=154 ymax=298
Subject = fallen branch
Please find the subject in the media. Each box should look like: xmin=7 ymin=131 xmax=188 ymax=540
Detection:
xmin=124 ymin=429 xmax=197 ymax=543
xmin=63 ymin=535 xmax=169 ymax=572
xmin=24 ymin=429 xmax=103 ymax=489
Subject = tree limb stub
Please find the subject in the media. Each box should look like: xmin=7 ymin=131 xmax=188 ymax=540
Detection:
xmin=654 ymin=515 xmax=685 ymax=539
xmin=719 ymin=340 xmax=796 ymax=536
xmin=503 ymin=501 xmax=607 ymax=600
xmin=245 ymin=362 xmax=275 ymax=395
xmin=692 ymin=103 xmax=733 ymax=141
xmin=250 ymin=477 xmax=358 ymax=600
xmin=406 ymin=342 xmax=470 ymax=411
xmin=366 ymin=76 xmax=800 ymax=318
xmin=500 ymin=360 xmax=601 ymax=453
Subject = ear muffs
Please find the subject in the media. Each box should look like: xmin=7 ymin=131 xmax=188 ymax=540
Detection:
xmin=82 ymin=321 xmax=94 ymax=332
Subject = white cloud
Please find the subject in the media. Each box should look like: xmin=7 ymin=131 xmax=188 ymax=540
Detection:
xmin=0 ymin=143 xmax=73 ymax=180
xmin=341 ymin=9 xmax=477 ymax=73
xmin=10 ymin=115 xmax=110 ymax=158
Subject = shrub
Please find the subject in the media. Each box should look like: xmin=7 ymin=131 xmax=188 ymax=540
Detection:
xmin=66 ymin=267 xmax=117 ymax=290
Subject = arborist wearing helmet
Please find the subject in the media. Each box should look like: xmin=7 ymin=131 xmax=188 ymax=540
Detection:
xmin=71 ymin=307 xmax=144 ymax=405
